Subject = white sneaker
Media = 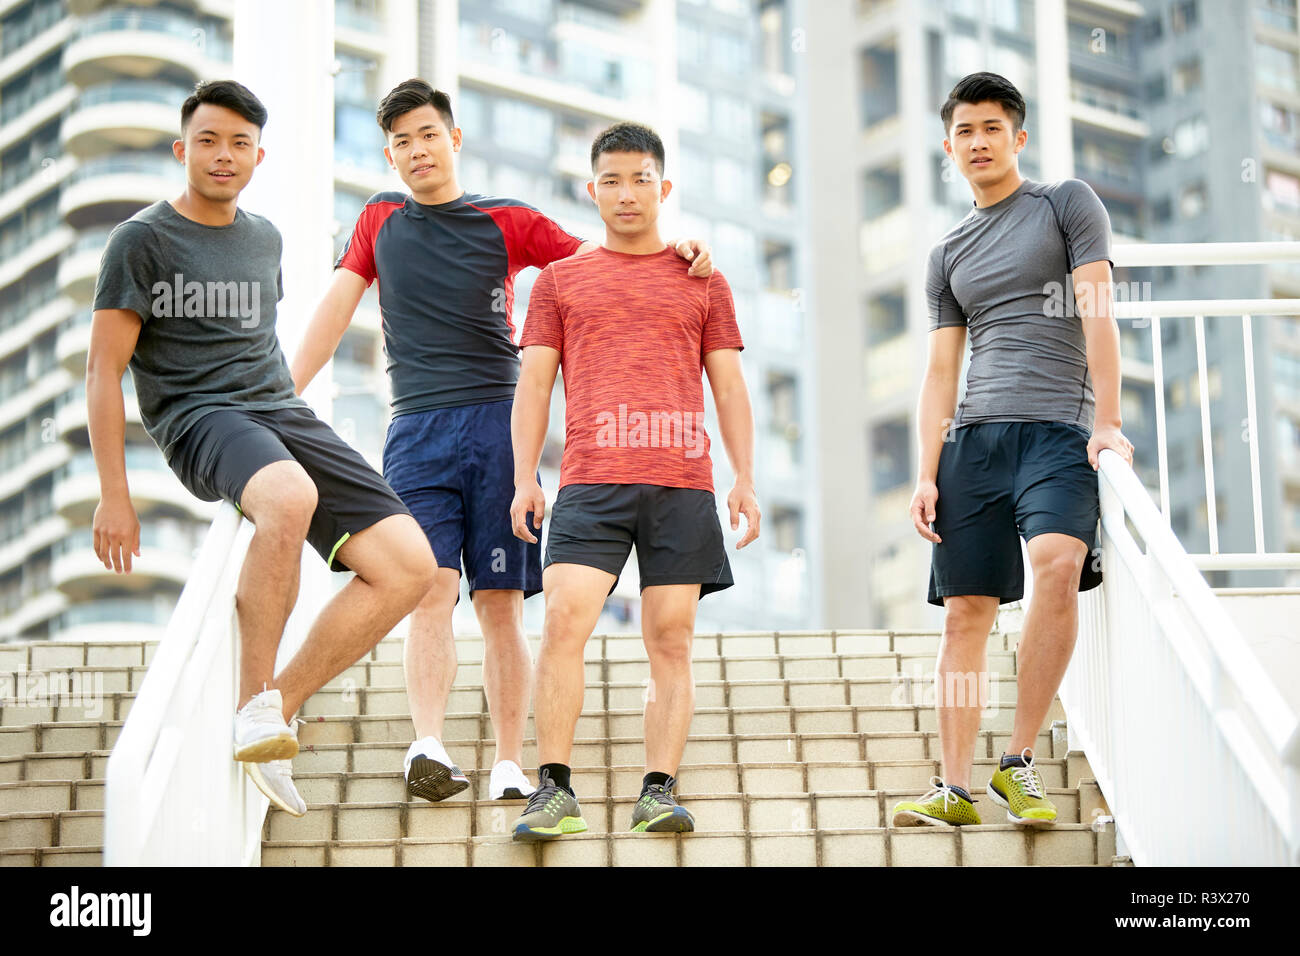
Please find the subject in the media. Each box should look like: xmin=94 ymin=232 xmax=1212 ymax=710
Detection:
xmin=404 ymin=736 xmax=469 ymax=803
xmin=489 ymin=760 xmax=534 ymax=800
xmin=245 ymin=759 xmax=307 ymax=817
xmin=233 ymin=688 xmax=298 ymax=762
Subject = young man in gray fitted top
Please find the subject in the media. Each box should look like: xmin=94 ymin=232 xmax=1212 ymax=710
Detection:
xmin=891 ymin=72 xmax=1134 ymax=832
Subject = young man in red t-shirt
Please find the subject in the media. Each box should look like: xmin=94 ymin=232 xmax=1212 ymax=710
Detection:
xmin=508 ymin=122 xmax=761 ymax=840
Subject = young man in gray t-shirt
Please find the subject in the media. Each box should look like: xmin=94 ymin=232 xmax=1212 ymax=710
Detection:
xmin=892 ymin=72 xmax=1134 ymax=833
xmin=88 ymin=81 xmax=436 ymax=819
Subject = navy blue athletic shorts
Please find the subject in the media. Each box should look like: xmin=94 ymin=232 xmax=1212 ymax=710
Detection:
xmin=167 ymin=405 xmax=411 ymax=573
xmin=927 ymin=421 xmax=1102 ymax=607
xmin=383 ymin=398 xmax=541 ymax=599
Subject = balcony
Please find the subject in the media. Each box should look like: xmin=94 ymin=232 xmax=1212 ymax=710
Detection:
xmin=54 ymin=380 xmax=146 ymax=445
xmin=57 ymin=228 xmax=112 ymax=302
xmin=63 ymin=8 xmax=228 ymax=87
xmin=52 ymin=523 xmax=198 ymax=600
xmin=56 ymin=312 xmax=92 ymax=374
xmin=53 ymin=447 xmax=216 ymax=523
xmin=58 ymin=154 xmax=184 ymax=230
xmin=61 ymin=80 xmax=189 ymax=158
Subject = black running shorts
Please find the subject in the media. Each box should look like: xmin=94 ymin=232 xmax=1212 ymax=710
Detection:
xmin=543 ymin=483 xmax=734 ymax=599
xmin=167 ymin=405 xmax=411 ymax=572
xmin=927 ymin=421 xmax=1102 ymax=607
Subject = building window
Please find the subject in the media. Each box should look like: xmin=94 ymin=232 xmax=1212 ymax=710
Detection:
xmin=1171 ymin=58 xmax=1202 ymax=95
xmin=863 ymin=163 xmax=902 ymax=220
xmin=870 ymin=418 xmax=910 ymax=493
xmin=1171 ymin=0 xmax=1198 ymax=33
xmin=1179 ymin=182 xmax=1207 ymax=219
xmin=865 ymin=290 xmax=906 ymax=345
xmin=1257 ymin=42 xmax=1299 ymax=93
xmin=860 ymin=44 xmax=898 ymax=129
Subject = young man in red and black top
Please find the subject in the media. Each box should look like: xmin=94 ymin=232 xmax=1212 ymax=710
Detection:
xmin=508 ymin=122 xmax=760 ymax=840
xmin=292 ymin=81 xmax=712 ymax=805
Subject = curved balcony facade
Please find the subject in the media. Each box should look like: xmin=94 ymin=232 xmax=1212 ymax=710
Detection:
xmin=61 ymin=80 xmax=189 ymax=158
xmin=58 ymin=154 xmax=184 ymax=229
xmin=63 ymin=8 xmax=229 ymax=87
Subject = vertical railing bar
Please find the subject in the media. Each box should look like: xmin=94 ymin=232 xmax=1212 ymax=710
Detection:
xmin=1150 ymin=314 xmax=1171 ymax=521
xmin=1241 ymin=312 xmax=1266 ymax=554
xmin=1194 ymin=314 xmax=1219 ymax=554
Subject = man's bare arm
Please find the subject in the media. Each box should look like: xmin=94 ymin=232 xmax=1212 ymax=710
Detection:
xmin=509 ymin=345 xmax=560 ymax=543
xmin=910 ymin=326 xmax=966 ymax=543
xmin=290 ymin=268 xmax=367 ymax=395
xmin=86 ymin=309 xmax=143 ymax=572
xmin=704 ymin=347 xmax=759 ymax=547
xmin=1074 ymin=259 xmax=1133 ymax=470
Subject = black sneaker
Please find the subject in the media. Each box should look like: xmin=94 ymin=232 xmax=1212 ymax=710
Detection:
xmin=630 ymin=777 xmax=695 ymax=832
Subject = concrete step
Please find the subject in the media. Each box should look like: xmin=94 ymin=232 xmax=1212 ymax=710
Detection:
xmin=0 ymin=629 xmax=1023 ymax=673
xmin=0 ymin=722 xmax=123 ymax=756
xmin=259 ymin=822 xmax=1108 ymax=867
xmin=289 ymin=730 xmax=1059 ymax=775
xmin=294 ymin=699 xmax=1067 ymax=748
xmin=297 ymin=675 xmax=1024 ymax=717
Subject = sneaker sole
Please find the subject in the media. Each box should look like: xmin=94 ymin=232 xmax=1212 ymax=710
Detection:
xmin=632 ymin=808 xmax=695 ymax=833
xmin=512 ymin=816 xmax=587 ymax=842
xmin=891 ymin=809 xmax=961 ymax=828
xmin=986 ymin=782 xmax=1057 ymax=828
xmin=493 ymin=787 xmax=530 ymax=800
xmin=244 ymin=763 xmax=306 ymax=817
xmin=234 ymin=734 xmax=299 ymax=762
xmin=406 ymin=756 xmax=469 ymax=803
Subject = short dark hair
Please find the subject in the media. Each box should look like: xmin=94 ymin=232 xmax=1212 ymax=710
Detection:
xmin=181 ymin=80 xmax=268 ymax=134
xmin=590 ymin=121 xmax=665 ymax=177
xmin=940 ymin=71 xmax=1026 ymax=133
xmin=377 ymin=78 xmax=454 ymax=135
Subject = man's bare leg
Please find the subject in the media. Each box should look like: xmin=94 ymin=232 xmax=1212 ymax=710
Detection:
xmin=273 ymin=514 xmax=437 ymax=720
xmin=236 ymin=460 xmax=318 ymax=708
xmin=472 ymin=589 xmax=530 ymax=767
xmin=1008 ymin=533 xmax=1087 ymax=755
xmin=936 ymin=594 xmax=1000 ymax=791
xmin=535 ymin=563 xmax=615 ymax=768
xmin=404 ymin=568 xmax=462 ymax=741
xmin=640 ymin=584 xmax=700 ymax=777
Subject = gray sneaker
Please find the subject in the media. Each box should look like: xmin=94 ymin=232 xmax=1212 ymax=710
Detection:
xmin=511 ymin=772 xmax=587 ymax=842
xmin=630 ymin=777 xmax=695 ymax=832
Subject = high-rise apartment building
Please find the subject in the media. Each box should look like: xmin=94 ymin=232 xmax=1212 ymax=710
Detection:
xmin=809 ymin=0 xmax=1298 ymax=630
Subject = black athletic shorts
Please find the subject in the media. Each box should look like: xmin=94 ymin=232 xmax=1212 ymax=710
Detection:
xmin=167 ymin=405 xmax=411 ymax=572
xmin=543 ymin=483 xmax=734 ymax=599
xmin=927 ymin=421 xmax=1102 ymax=607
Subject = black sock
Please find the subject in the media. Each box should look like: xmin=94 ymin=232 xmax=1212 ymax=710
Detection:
xmin=539 ymin=763 xmax=573 ymax=795
xmin=1000 ymin=752 xmax=1029 ymax=771
xmin=642 ymin=771 xmax=673 ymax=794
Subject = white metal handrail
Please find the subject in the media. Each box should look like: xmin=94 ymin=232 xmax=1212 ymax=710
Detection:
xmin=104 ymin=503 xmax=265 ymax=866
xmin=1110 ymin=241 xmax=1300 ymax=569
xmin=1064 ymin=449 xmax=1300 ymax=866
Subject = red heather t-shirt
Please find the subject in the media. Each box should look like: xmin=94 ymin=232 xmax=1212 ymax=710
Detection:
xmin=519 ymin=245 xmax=744 ymax=492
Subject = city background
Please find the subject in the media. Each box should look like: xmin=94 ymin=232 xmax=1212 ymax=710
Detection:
xmin=0 ymin=0 xmax=1295 ymax=646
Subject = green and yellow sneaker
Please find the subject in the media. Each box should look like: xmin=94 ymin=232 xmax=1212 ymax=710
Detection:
xmin=511 ymin=774 xmax=588 ymax=842
xmin=630 ymin=777 xmax=695 ymax=833
xmin=987 ymin=749 xmax=1057 ymax=827
xmin=891 ymin=776 xmax=981 ymax=827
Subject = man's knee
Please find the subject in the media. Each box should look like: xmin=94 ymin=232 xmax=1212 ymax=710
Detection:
xmin=645 ymin=623 xmax=693 ymax=668
xmin=474 ymin=590 xmax=522 ymax=636
xmin=943 ymin=595 xmax=999 ymax=639
xmin=244 ymin=462 xmax=317 ymax=541
xmin=541 ymin=593 xmax=596 ymax=653
xmin=1030 ymin=540 xmax=1086 ymax=597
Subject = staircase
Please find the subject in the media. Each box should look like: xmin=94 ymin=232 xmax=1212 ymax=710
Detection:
xmin=0 ymin=628 xmax=1128 ymax=866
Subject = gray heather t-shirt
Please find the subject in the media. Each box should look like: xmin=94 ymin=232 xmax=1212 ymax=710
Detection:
xmin=93 ymin=200 xmax=305 ymax=460
xmin=926 ymin=178 xmax=1112 ymax=431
